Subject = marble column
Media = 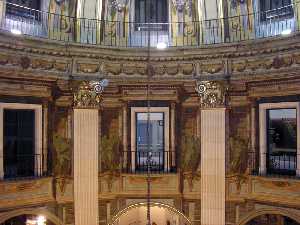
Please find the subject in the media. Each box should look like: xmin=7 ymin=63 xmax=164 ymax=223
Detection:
xmin=73 ymin=81 xmax=104 ymax=225
xmin=196 ymin=81 xmax=227 ymax=225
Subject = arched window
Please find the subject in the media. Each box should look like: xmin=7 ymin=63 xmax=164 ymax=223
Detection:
xmin=135 ymin=0 xmax=168 ymax=31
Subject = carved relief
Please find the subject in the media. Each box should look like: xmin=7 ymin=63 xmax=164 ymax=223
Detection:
xmin=103 ymin=63 xmax=122 ymax=75
xmin=180 ymin=63 xmax=194 ymax=75
xmin=195 ymin=81 xmax=227 ymax=108
xmin=73 ymin=80 xmax=107 ymax=108
xmin=77 ymin=63 xmax=99 ymax=73
xmin=233 ymin=55 xmax=294 ymax=72
xmin=31 ymin=59 xmax=54 ymax=70
xmin=165 ymin=64 xmax=179 ymax=75
xmin=200 ymin=62 xmax=224 ymax=74
xmin=54 ymin=62 xmax=69 ymax=72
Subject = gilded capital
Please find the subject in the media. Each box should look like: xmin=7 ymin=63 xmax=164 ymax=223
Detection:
xmin=195 ymin=81 xmax=227 ymax=108
xmin=73 ymin=80 xmax=108 ymax=108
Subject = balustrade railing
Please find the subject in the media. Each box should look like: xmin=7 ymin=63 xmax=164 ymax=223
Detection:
xmin=0 ymin=1 xmax=299 ymax=47
xmin=2 ymin=153 xmax=47 ymax=180
xmin=248 ymin=151 xmax=298 ymax=178
xmin=121 ymin=150 xmax=177 ymax=174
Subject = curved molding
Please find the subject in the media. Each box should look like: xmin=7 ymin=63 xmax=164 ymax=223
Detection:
xmin=237 ymin=207 xmax=300 ymax=225
xmin=109 ymin=202 xmax=192 ymax=225
xmin=0 ymin=208 xmax=64 ymax=225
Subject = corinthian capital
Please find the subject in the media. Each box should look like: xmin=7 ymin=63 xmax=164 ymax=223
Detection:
xmin=195 ymin=81 xmax=227 ymax=108
xmin=73 ymin=80 xmax=108 ymax=108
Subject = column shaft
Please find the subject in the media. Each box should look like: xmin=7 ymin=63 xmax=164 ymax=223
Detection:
xmin=74 ymin=109 xmax=99 ymax=225
xmin=201 ymin=108 xmax=226 ymax=225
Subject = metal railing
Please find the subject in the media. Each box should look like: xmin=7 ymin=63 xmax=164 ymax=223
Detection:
xmin=2 ymin=154 xmax=46 ymax=179
xmin=248 ymin=151 xmax=298 ymax=177
xmin=267 ymin=152 xmax=297 ymax=176
xmin=0 ymin=1 xmax=299 ymax=47
xmin=121 ymin=150 xmax=176 ymax=174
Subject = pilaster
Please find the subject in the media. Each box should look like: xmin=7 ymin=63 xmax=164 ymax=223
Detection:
xmin=196 ymin=81 xmax=227 ymax=225
xmin=73 ymin=80 xmax=106 ymax=225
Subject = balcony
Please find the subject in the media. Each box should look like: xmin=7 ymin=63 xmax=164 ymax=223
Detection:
xmin=0 ymin=1 xmax=298 ymax=48
xmin=121 ymin=150 xmax=177 ymax=174
xmin=1 ymin=153 xmax=48 ymax=180
xmin=248 ymin=151 xmax=299 ymax=178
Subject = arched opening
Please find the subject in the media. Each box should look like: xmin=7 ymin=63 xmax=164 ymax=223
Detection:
xmin=238 ymin=208 xmax=300 ymax=225
xmin=1 ymin=215 xmax=55 ymax=225
xmin=110 ymin=202 xmax=191 ymax=225
xmin=245 ymin=214 xmax=299 ymax=225
xmin=0 ymin=209 xmax=63 ymax=225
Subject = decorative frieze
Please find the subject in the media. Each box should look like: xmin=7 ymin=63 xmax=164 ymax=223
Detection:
xmin=195 ymin=81 xmax=227 ymax=108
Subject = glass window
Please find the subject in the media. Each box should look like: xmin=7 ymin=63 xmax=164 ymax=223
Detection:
xmin=136 ymin=112 xmax=164 ymax=171
xmin=6 ymin=0 xmax=40 ymax=20
xmin=3 ymin=109 xmax=35 ymax=178
xmin=260 ymin=0 xmax=293 ymax=21
xmin=267 ymin=108 xmax=297 ymax=175
xmin=135 ymin=0 xmax=168 ymax=31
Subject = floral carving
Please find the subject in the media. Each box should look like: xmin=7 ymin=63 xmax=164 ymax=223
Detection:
xmin=73 ymin=81 xmax=105 ymax=108
xmin=195 ymin=81 xmax=227 ymax=108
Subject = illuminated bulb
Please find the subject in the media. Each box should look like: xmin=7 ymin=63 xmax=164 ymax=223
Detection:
xmin=156 ymin=42 xmax=167 ymax=50
xmin=281 ymin=29 xmax=291 ymax=35
xmin=10 ymin=29 xmax=21 ymax=35
xmin=37 ymin=215 xmax=46 ymax=225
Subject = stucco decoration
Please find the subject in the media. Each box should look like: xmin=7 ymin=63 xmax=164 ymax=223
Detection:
xmin=73 ymin=80 xmax=106 ymax=108
xmin=195 ymin=81 xmax=227 ymax=108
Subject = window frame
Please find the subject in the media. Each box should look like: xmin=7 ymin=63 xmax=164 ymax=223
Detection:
xmin=0 ymin=103 xmax=43 ymax=179
xmin=259 ymin=102 xmax=300 ymax=177
xmin=130 ymin=107 xmax=170 ymax=172
xmin=259 ymin=0 xmax=294 ymax=22
xmin=134 ymin=0 xmax=169 ymax=31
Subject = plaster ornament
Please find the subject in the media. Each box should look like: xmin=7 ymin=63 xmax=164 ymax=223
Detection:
xmin=73 ymin=79 xmax=108 ymax=108
xmin=195 ymin=81 xmax=227 ymax=108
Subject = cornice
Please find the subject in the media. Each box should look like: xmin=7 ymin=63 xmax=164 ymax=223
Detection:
xmin=1 ymin=32 xmax=300 ymax=83
xmin=1 ymin=32 xmax=300 ymax=61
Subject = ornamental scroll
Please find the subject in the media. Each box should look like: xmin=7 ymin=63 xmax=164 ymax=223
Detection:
xmin=195 ymin=81 xmax=227 ymax=108
xmin=73 ymin=80 xmax=107 ymax=108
